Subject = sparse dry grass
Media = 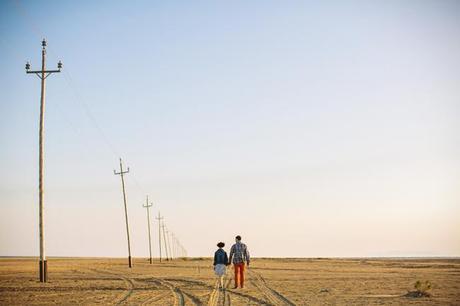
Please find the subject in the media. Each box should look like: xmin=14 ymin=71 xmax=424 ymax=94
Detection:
xmin=0 ymin=257 xmax=459 ymax=305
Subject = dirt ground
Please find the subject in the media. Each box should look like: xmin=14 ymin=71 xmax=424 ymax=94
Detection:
xmin=0 ymin=257 xmax=459 ymax=305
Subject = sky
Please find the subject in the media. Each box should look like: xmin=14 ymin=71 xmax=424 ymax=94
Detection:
xmin=0 ymin=0 xmax=459 ymax=258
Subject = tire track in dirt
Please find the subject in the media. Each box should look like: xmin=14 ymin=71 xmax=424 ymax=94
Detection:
xmin=169 ymin=277 xmax=267 ymax=305
xmin=147 ymin=278 xmax=184 ymax=306
xmin=207 ymin=280 xmax=219 ymax=306
xmin=87 ymin=268 xmax=135 ymax=305
xmin=161 ymin=278 xmax=203 ymax=305
xmin=208 ymin=281 xmax=232 ymax=306
xmin=106 ymin=267 xmax=185 ymax=306
xmin=248 ymin=270 xmax=295 ymax=306
xmin=140 ymin=291 xmax=171 ymax=306
xmin=89 ymin=268 xmax=181 ymax=305
xmin=208 ymin=270 xmax=233 ymax=306
xmin=222 ymin=271 xmax=233 ymax=305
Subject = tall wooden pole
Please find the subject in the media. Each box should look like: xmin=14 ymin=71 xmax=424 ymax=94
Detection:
xmin=143 ymin=195 xmax=153 ymax=264
xmin=171 ymin=232 xmax=176 ymax=259
xmin=171 ymin=233 xmax=175 ymax=259
xmin=26 ymin=39 xmax=62 ymax=282
xmin=166 ymin=228 xmax=173 ymax=261
xmin=38 ymin=39 xmax=47 ymax=283
xmin=156 ymin=212 xmax=163 ymax=262
xmin=162 ymin=222 xmax=169 ymax=261
xmin=114 ymin=158 xmax=132 ymax=268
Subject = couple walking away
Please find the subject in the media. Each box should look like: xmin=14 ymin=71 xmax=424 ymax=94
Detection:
xmin=213 ymin=235 xmax=250 ymax=289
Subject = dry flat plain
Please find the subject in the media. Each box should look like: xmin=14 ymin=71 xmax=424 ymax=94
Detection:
xmin=0 ymin=257 xmax=459 ymax=305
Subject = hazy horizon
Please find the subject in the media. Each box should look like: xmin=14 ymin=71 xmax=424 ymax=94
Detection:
xmin=1 ymin=0 xmax=459 ymax=258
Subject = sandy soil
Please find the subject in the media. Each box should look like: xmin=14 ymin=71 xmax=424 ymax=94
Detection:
xmin=0 ymin=257 xmax=459 ymax=305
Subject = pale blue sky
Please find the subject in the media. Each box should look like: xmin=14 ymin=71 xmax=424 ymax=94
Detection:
xmin=1 ymin=0 xmax=459 ymax=257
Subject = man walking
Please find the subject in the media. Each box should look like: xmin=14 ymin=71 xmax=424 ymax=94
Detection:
xmin=228 ymin=235 xmax=250 ymax=289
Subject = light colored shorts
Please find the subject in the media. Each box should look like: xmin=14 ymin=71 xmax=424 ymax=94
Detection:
xmin=214 ymin=264 xmax=226 ymax=276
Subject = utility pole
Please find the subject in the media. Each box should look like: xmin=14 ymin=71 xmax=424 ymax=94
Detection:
xmin=26 ymin=39 xmax=62 ymax=283
xmin=171 ymin=232 xmax=177 ymax=259
xmin=143 ymin=195 xmax=153 ymax=264
xmin=171 ymin=233 xmax=175 ymax=259
xmin=162 ymin=222 xmax=170 ymax=261
xmin=166 ymin=228 xmax=173 ymax=261
xmin=114 ymin=158 xmax=132 ymax=268
xmin=156 ymin=212 xmax=163 ymax=262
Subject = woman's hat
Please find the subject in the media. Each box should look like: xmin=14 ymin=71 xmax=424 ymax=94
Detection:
xmin=217 ymin=242 xmax=225 ymax=248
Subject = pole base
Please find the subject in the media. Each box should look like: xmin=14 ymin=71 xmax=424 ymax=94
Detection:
xmin=149 ymin=257 xmax=152 ymax=264
xmin=128 ymin=256 xmax=132 ymax=268
xmin=39 ymin=260 xmax=47 ymax=282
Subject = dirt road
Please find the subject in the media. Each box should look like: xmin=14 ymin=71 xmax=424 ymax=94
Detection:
xmin=1 ymin=257 xmax=459 ymax=305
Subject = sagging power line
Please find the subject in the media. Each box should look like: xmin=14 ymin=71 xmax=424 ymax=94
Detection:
xmin=23 ymin=39 xmax=188 ymax=265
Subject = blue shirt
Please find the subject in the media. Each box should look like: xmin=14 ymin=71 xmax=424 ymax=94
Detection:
xmin=213 ymin=248 xmax=228 ymax=266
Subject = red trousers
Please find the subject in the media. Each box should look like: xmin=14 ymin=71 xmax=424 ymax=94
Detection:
xmin=234 ymin=263 xmax=245 ymax=287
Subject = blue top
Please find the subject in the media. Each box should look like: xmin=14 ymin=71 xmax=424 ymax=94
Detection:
xmin=213 ymin=248 xmax=228 ymax=266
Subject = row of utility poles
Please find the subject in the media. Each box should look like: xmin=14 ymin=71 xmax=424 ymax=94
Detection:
xmin=26 ymin=40 xmax=187 ymax=282
xmin=114 ymin=158 xmax=188 ymax=268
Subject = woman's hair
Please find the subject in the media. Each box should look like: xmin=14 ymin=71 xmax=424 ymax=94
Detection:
xmin=217 ymin=242 xmax=225 ymax=248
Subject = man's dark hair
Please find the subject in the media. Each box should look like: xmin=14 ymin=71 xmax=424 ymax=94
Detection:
xmin=217 ymin=242 xmax=225 ymax=248
xmin=235 ymin=235 xmax=242 ymax=241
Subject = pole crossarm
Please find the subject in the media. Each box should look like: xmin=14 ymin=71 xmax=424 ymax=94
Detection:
xmin=27 ymin=70 xmax=61 ymax=80
xmin=114 ymin=169 xmax=130 ymax=175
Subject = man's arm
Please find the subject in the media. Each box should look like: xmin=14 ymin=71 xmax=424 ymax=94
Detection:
xmin=224 ymin=252 xmax=229 ymax=266
xmin=213 ymin=252 xmax=217 ymax=266
xmin=244 ymin=245 xmax=250 ymax=266
xmin=228 ymin=245 xmax=235 ymax=264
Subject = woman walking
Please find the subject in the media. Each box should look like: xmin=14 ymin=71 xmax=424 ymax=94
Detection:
xmin=213 ymin=242 xmax=229 ymax=289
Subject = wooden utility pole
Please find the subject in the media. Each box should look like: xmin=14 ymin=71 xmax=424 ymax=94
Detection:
xmin=171 ymin=232 xmax=177 ymax=259
xmin=156 ymin=212 xmax=163 ymax=262
xmin=143 ymin=195 xmax=153 ymax=264
xmin=114 ymin=158 xmax=132 ymax=268
xmin=166 ymin=228 xmax=173 ymax=261
xmin=169 ymin=232 xmax=177 ymax=258
xmin=161 ymin=222 xmax=170 ymax=261
xmin=26 ymin=39 xmax=62 ymax=283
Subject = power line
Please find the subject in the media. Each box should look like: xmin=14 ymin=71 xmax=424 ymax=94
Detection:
xmin=13 ymin=1 xmax=190 ymax=262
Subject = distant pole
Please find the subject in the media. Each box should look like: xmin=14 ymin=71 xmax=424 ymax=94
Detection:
xmin=162 ymin=222 xmax=170 ymax=261
xmin=26 ymin=39 xmax=62 ymax=283
xmin=171 ymin=233 xmax=176 ymax=259
xmin=172 ymin=233 xmax=177 ymax=259
xmin=114 ymin=158 xmax=132 ymax=268
xmin=156 ymin=212 xmax=163 ymax=262
xmin=166 ymin=229 xmax=174 ymax=260
xmin=143 ymin=195 xmax=153 ymax=264
xmin=166 ymin=228 xmax=173 ymax=261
